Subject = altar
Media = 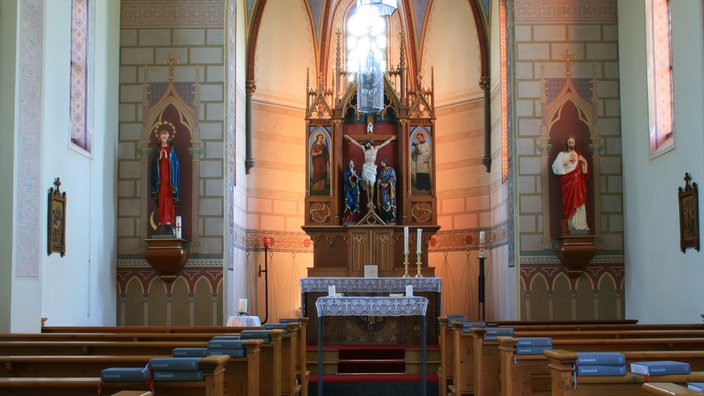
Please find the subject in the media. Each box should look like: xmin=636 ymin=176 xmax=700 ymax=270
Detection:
xmin=300 ymin=277 xmax=441 ymax=345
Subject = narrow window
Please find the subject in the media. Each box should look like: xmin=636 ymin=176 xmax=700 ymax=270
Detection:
xmin=645 ymin=0 xmax=675 ymax=158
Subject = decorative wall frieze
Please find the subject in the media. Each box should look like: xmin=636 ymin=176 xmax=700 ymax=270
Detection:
xmin=515 ymin=0 xmax=617 ymax=22
xmin=120 ymin=3 xmax=225 ymax=27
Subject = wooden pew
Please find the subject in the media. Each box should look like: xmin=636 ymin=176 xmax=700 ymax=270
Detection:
xmin=0 ymin=341 xmax=263 ymax=396
xmin=0 ymin=354 xmax=229 ymax=396
xmin=438 ymin=317 xmax=454 ymax=396
xmin=296 ymin=317 xmax=309 ymax=396
xmin=501 ymin=346 xmax=704 ymax=396
xmin=39 ymin=320 xmax=310 ymax=396
xmin=41 ymin=325 xmax=261 ymax=333
xmin=545 ymin=349 xmax=704 ymax=396
xmin=642 ymin=382 xmax=702 ymax=395
xmin=455 ymin=325 xmax=704 ymax=396
xmin=0 ymin=332 xmax=249 ymax=342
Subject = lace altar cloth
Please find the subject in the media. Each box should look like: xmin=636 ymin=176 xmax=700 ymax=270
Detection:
xmin=301 ymin=277 xmax=441 ymax=293
xmin=315 ymin=296 xmax=428 ymax=317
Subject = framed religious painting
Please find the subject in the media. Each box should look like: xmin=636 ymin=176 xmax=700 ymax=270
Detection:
xmin=678 ymin=173 xmax=699 ymax=253
xmin=48 ymin=178 xmax=67 ymax=257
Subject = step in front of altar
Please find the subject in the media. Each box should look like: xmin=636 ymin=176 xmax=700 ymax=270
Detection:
xmin=307 ymin=344 xmax=440 ymax=376
xmin=308 ymin=374 xmax=439 ymax=396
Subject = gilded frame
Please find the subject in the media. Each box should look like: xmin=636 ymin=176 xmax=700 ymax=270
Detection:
xmin=678 ymin=173 xmax=699 ymax=253
xmin=48 ymin=178 xmax=67 ymax=257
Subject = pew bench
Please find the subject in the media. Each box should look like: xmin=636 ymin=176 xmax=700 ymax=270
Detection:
xmin=642 ymin=382 xmax=703 ymax=395
xmin=0 ymin=340 xmax=263 ymax=396
xmin=500 ymin=345 xmax=704 ymax=396
xmin=546 ymin=349 xmax=704 ymax=396
xmin=40 ymin=318 xmax=310 ymax=396
xmin=0 ymin=354 xmax=229 ymax=396
xmin=464 ymin=326 xmax=704 ymax=396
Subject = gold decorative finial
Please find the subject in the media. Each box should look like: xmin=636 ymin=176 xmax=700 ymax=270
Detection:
xmin=164 ymin=53 xmax=180 ymax=81
xmin=561 ymin=49 xmax=577 ymax=77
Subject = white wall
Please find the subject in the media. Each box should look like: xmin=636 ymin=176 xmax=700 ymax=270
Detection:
xmin=620 ymin=1 xmax=704 ymax=323
xmin=0 ymin=0 xmax=18 ymax=332
xmin=2 ymin=0 xmax=120 ymax=331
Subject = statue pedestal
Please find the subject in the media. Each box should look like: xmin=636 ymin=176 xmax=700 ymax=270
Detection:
xmin=144 ymin=238 xmax=189 ymax=282
xmin=554 ymin=234 xmax=596 ymax=278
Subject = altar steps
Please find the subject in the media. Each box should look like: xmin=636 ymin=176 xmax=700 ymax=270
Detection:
xmin=308 ymin=345 xmax=440 ymax=396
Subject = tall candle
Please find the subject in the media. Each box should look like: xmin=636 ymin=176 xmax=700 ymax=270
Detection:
xmin=238 ymin=298 xmax=247 ymax=313
xmin=479 ymin=231 xmax=485 ymax=244
xmin=403 ymin=226 xmax=409 ymax=254
xmin=175 ymin=216 xmax=182 ymax=239
xmin=416 ymin=228 xmax=423 ymax=253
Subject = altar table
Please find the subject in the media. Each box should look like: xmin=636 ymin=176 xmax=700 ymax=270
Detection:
xmin=300 ymin=277 xmax=441 ymax=345
xmin=315 ymin=296 xmax=428 ymax=396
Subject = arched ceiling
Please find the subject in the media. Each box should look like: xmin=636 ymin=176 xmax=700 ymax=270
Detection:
xmin=245 ymin=0 xmax=489 ymax=107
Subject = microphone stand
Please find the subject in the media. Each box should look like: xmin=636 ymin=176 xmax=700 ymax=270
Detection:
xmin=478 ymin=242 xmax=485 ymax=321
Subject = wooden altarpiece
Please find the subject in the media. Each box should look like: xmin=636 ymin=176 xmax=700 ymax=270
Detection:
xmin=302 ymin=40 xmax=439 ymax=277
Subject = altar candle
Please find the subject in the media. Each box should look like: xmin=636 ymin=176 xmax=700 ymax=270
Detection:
xmin=175 ymin=216 xmax=182 ymax=239
xmin=238 ymin=298 xmax=247 ymax=313
xmin=406 ymin=285 xmax=413 ymax=297
xmin=403 ymin=226 xmax=409 ymax=254
xmin=479 ymin=231 xmax=485 ymax=244
xmin=416 ymin=228 xmax=423 ymax=253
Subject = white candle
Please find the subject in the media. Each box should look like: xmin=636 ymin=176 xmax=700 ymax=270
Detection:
xmin=479 ymin=231 xmax=485 ymax=244
xmin=328 ymin=285 xmax=336 ymax=296
xmin=175 ymin=216 xmax=182 ymax=239
xmin=406 ymin=285 xmax=413 ymax=296
xmin=403 ymin=226 xmax=409 ymax=254
xmin=416 ymin=228 xmax=422 ymax=253
xmin=238 ymin=298 xmax=247 ymax=313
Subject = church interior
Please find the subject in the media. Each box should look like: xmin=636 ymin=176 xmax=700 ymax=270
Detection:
xmin=2 ymin=0 xmax=704 ymax=395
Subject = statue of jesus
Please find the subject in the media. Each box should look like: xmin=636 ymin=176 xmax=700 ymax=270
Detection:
xmin=343 ymin=133 xmax=396 ymax=210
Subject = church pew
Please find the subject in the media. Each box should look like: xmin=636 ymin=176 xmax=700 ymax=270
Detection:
xmin=642 ymin=382 xmax=702 ymax=395
xmin=439 ymin=319 xmax=704 ymax=396
xmin=500 ymin=343 xmax=704 ymax=396
xmin=0 ymin=332 xmax=248 ymax=342
xmin=40 ymin=318 xmax=311 ymax=396
xmin=480 ymin=334 xmax=704 ymax=396
xmin=0 ymin=354 xmax=229 ymax=396
xmin=0 ymin=342 xmax=262 ymax=396
xmin=40 ymin=325 xmax=262 ymax=333
xmin=295 ymin=317 xmax=309 ymax=396
xmin=450 ymin=325 xmax=704 ymax=396
xmin=545 ymin=349 xmax=704 ymax=396
xmin=437 ymin=317 xmax=456 ymax=396
xmin=0 ymin=331 xmax=287 ymax=396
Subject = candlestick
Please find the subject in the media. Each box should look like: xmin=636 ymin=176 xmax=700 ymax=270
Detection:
xmin=403 ymin=226 xmax=409 ymax=254
xmin=402 ymin=251 xmax=410 ymax=277
xmin=415 ymin=251 xmax=423 ymax=278
xmin=416 ymin=228 xmax=422 ymax=253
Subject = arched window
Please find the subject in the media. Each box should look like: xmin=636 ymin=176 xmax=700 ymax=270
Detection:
xmin=346 ymin=3 xmax=391 ymax=114
xmin=346 ymin=5 xmax=388 ymax=77
xmin=645 ymin=0 xmax=675 ymax=158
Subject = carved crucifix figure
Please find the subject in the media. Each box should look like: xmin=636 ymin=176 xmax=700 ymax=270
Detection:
xmin=343 ymin=133 xmax=396 ymax=210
